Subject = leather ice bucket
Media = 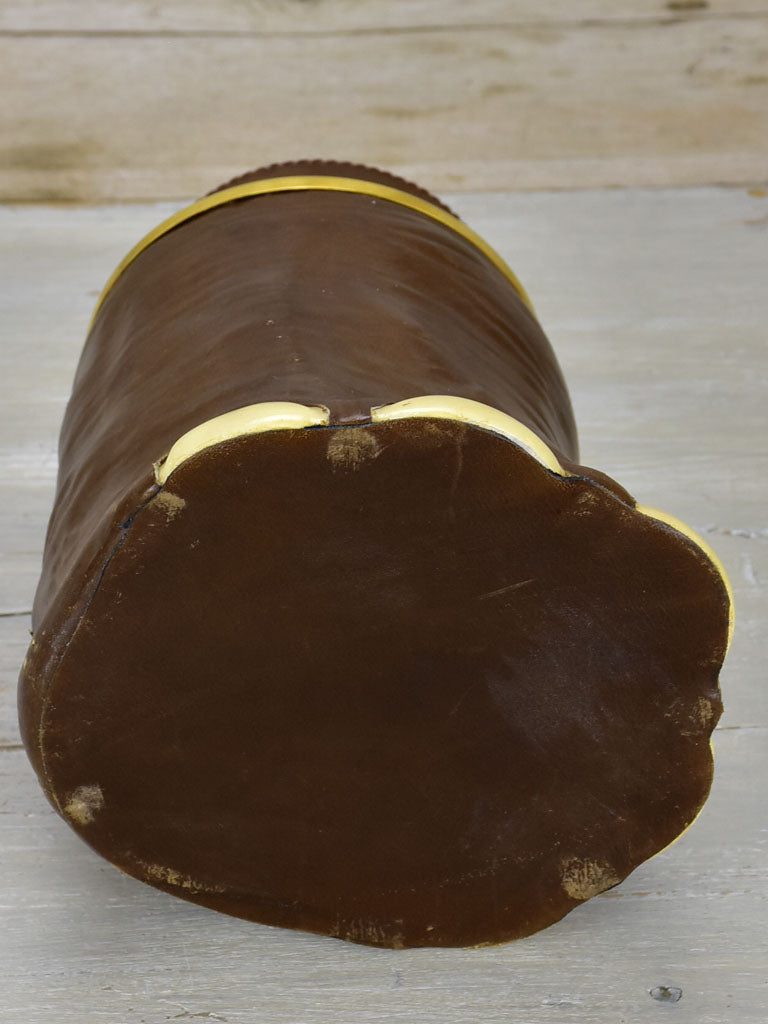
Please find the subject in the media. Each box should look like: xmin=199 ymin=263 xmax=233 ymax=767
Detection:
xmin=19 ymin=161 xmax=732 ymax=948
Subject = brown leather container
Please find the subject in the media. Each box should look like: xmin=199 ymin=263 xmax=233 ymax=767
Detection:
xmin=18 ymin=161 xmax=732 ymax=948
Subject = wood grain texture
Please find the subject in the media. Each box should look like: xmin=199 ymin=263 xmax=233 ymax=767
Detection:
xmin=2 ymin=0 xmax=767 ymax=33
xmin=2 ymin=15 xmax=767 ymax=200
xmin=0 ymin=187 xmax=766 ymax=1021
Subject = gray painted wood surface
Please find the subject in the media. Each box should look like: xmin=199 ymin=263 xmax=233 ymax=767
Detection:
xmin=0 ymin=186 xmax=766 ymax=1021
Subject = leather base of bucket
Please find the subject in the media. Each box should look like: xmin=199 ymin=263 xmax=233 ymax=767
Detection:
xmin=29 ymin=418 xmax=726 ymax=948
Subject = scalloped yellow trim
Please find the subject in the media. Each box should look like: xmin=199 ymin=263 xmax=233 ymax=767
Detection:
xmin=371 ymin=395 xmax=566 ymax=475
xmin=154 ymin=395 xmax=733 ymax=654
xmin=154 ymin=402 xmax=329 ymax=485
xmin=89 ymin=175 xmax=535 ymax=328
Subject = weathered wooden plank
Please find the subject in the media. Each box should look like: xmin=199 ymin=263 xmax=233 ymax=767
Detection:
xmin=2 ymin=17 xmax=767 ymax=200
xmin=2 ymin=0 xmax=767 ymax=33
xmin=1 ymin=729 xmax=765 ymax=1023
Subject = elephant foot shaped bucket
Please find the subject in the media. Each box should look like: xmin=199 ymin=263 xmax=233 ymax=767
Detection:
xmin=19 ymin=161 xmax=732 ymax=949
